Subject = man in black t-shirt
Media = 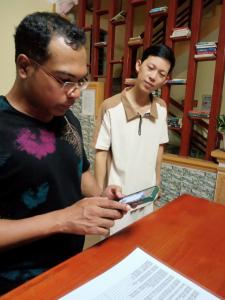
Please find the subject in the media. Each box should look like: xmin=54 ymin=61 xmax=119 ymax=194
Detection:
xmin=0 ymin=12 xmax=130 ymax=295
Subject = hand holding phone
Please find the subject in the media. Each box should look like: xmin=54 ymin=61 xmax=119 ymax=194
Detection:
xmin=119 ymin=186 xmax=159 ymax=208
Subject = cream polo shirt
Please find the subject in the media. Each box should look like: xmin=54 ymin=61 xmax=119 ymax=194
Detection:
xmin=93 ymin=88 xmax=169 ymax=195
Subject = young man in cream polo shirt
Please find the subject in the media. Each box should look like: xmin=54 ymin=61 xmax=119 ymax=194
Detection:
xmin=93 ymin=44 xmax=175 ymax=233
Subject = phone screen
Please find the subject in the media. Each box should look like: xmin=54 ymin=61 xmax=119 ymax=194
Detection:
xmin=119 ymin=186 xmax=159 ymax=207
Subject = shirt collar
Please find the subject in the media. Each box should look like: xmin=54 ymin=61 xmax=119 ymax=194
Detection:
xmin=121 ymin=88 xmax=158 ymax=121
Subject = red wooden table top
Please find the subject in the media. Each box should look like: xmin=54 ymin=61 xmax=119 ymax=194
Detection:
xmin=2 ymin=194 xmax=225 ymax=299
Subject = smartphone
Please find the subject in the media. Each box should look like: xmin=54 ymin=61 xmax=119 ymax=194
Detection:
xmin=119 ymin=186 xmax=159 ymax=207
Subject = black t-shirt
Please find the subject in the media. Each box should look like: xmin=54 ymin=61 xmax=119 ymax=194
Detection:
xmin=0 ymin=96 xmax=90 ymax=294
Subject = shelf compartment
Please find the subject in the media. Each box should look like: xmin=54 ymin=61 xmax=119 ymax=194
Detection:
xmin=110 ymin=59 xmax=123 ymax=64
xmin=96 ymin=9 xmax=108 ymax=16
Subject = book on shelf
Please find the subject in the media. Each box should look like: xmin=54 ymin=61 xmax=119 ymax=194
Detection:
xmin=149 ymin=6 xmax=168 ymax=14
xmin=196 ymin=47 xmax=217 ymax=54
xmin=195 ymin=50 xmax=216 ymax=55
xmin=194 ymin=53 xmax=216 ymax=59
xmin=167 ymin=117 xmax=182 ymax=128
xmin=188 ymin=110 xmax=210 ymax=118
xmin=195 ymin=42 xmax=217 ymax=56
xmin=201 ymin=95 xmax=212 ymax=111
xmin=195 ymin=45 xmax=217 ymax=50
xmin=94 ymin=41 xmax=107 ymax=47
xmin=170 ymin=27 xmax=191 ymax=38
xmin=167 ymin=78 xmax=187 ymax=84
xmin=110 ymin=10 xmax=126 ymax=23
xmin=196 ymin=41 xmax=217 ymax=46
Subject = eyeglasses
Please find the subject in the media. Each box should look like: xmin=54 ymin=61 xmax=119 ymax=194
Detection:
xmin=29 ymin=58 xmax=89 ymax=94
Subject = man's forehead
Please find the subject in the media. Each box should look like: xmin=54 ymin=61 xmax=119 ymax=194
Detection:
xmin=45 ymin=38 xmax=88 ymax=78
xmin=143 ymin=56 xmax=170 ymax=71
xmin=48 ymin=36 xmax=86 ymax=55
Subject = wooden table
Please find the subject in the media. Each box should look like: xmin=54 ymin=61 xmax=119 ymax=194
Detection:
xmin=2 ymin=194 xmax=225 ymax=299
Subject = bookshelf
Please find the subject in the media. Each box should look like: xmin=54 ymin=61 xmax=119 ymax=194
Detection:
xmin=75 ymin=0 xmax=225 ymax=161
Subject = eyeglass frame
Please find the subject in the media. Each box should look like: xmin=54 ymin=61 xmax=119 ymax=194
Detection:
xmin=29 ymin=57 xmax=89 ymax=94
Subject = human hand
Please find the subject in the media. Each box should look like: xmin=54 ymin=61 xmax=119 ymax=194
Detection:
xmin=57 ymin=197 xmax=130 ymax=236
xmin=102 ymin=185 xmax=123 ymax=200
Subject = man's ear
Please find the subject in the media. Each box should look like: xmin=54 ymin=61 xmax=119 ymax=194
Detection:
xmin=16 ymin=54 xmax=32 ymax=78
xmin=135 ymin=59 xmax=142 ymax=73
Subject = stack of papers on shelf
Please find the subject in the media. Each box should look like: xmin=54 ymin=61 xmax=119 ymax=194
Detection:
xmin=170 ymin=27 xmax=191 ymax=39
xmin=188 ymin=110 xmax=210 ymax=118
xmin=167 ymin=78 xmax=187 ymax=84
xmin=60 ymin=248 xmax=220 ymax=300
xmin=128 ymin=36 xmax=143 ymax=46
xmin=149 ymin=6 xmax=168 ymax=14
xmin=125 ymin=78 xmax=136 ymax=85
xmin=194 ymin=41 xmax=217 ymax=59
xmin=111 ymin=10 xmax=126 ymax=23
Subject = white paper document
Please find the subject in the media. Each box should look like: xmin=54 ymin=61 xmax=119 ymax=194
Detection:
xmin=60 ymin=248 xmax=220 ymax=300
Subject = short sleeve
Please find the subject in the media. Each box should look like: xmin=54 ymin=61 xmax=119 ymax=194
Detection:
xmin=159 ymin=107 xmax=169 ymax=144
xmin=94 ymin=110 xmax=111 ymax=151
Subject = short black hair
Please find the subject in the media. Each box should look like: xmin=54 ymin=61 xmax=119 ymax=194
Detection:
xmin=141 ymin=44 xmax=175 ymax=73
xmin=14 ymin=12 xmax=86 ymax=63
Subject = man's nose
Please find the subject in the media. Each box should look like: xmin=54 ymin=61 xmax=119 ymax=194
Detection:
xmin=68 ymin=87 xmax=81 ymax=99
xmin=149 ymin=70 xmax=157 ymax=80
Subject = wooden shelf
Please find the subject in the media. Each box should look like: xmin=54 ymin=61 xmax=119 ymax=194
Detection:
xmin=131 ymin=0 xmax=146 ymax=5
xmin=128 ymin=40 xmax=144 ymax=47
xmin=96 ymin=9 xmax=108 ymax=16
xmin=76 ymin=0 xmax=225 ymax=161
xmin=170 ymin=36 xmax=191 ymax=42
xmin=110 ymin=59 xmax=123 ymax=64
xmin=194 ymin=56 xmax=216 ymax=62
xmin=111 ymin=20 xmax=126 ymax=26
xmin=83 ymin=26 xmax=92 ymax=32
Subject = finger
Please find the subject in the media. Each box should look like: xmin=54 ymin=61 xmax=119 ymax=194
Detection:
xmin=98 ymin=198 xmax=130 ymax=212
xmin=89 ymin=217 xmax=115 ymax=231
xmin=110 ymin=186 xmax=123 ymax=199
xmin=98 ymin=207 xmax=124 ymax=220
xmin=96 ymin=216 xmax=115 ymax=228
xmin=113 ymin=190 xmax=123 ymax=199
xmin=87 ymin=226 xmax=110 ymax=236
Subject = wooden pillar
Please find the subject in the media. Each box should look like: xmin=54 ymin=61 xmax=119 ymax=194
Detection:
xmin=211 ymin=150 xmax=225 ymax=205
xmin=206 ymin=2 xmax=225 ymax=160
xmin=180 ymin=0 xmax=203 ymax=156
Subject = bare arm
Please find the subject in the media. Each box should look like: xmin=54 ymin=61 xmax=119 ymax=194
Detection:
xmin=0 ymin=160 xmax=129 ymax=250
xmin=0 ymin=197 xmax=130 ymax=250
xmin=94 ymin=149 xmax=110 ymax=189
xmin=81 ymin=168 xmax=123 ymax=200
xmin=0 ymin=211 xmax=61 ymax=250
xmin=81 ymin=169 xmax=102 ymax=197
xmin=155 ymin=144 xmax=164 ymax=187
